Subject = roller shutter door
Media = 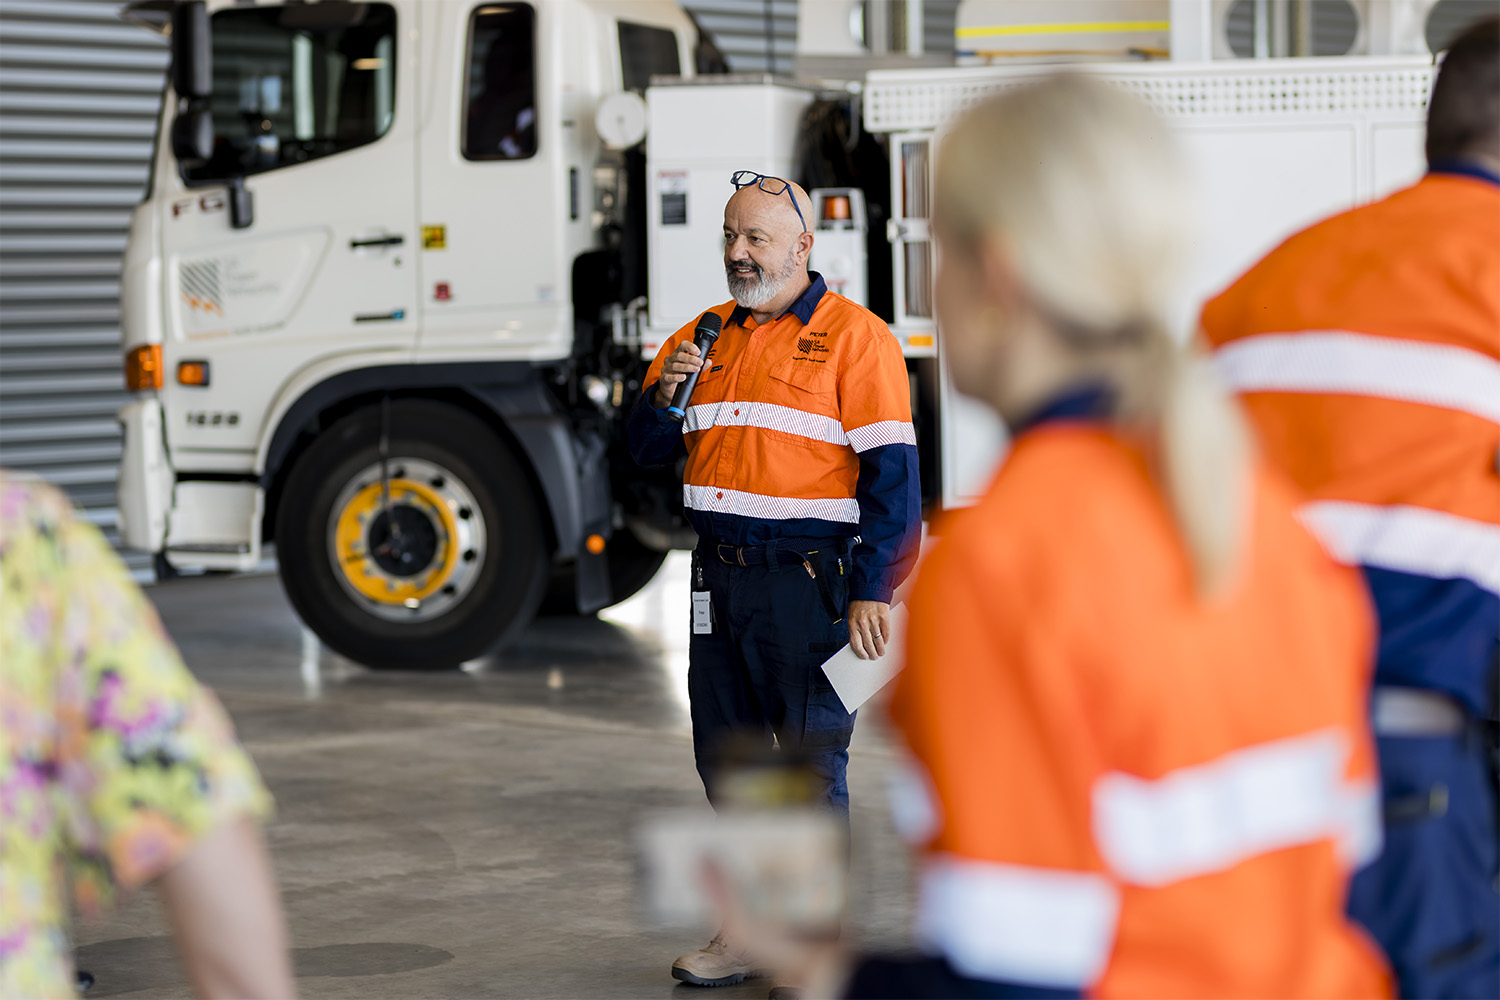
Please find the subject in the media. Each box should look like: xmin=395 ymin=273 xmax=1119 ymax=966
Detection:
xmin=0 ymin=0 xmax=166 ymax=572
xmin=924 ymin=1 xmax=960 ymax=56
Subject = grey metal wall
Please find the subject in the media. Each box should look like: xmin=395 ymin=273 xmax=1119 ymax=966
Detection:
xmin=0 ymin=0 xmax=166 ymax=565
xmin=683 ymin=0 xmax=798 ymax=73
xmin=924 ymin=0 xmax=960 ymax=56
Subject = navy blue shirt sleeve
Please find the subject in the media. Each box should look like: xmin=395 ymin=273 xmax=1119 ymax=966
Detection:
xmin=626 ymin=381 xmax=685 ymax=469
xmin=852 ymin=441 xmax=921 ymax=604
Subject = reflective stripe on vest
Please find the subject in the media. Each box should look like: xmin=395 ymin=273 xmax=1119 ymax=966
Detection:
xmin=683 ymin=401 xmax=848 ymax=447
xmin=682 ymin=484 xmax=861 ymax=523
xmin=683 ymin=400 xmax=916 ymax=455
xmin=1299 ymin=500 xmax=1500 ymax=597
xmin=1093 ymin=727 xmax=1381 ymax=887
xmin=1214 ymin=331 xmax=1500 ymax=424
xmin=915 ymin=854 xmax=1120 ymax=989
xmin=847 ymin=419 xmax=918 ymax=452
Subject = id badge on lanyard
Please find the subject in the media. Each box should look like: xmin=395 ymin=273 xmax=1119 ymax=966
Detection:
xmin=692 ymin=591 xmax=714 ymax=634
xmin=692 ymin=551 xmax=713 ymax=634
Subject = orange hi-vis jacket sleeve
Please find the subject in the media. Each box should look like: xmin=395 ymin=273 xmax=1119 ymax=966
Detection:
xmin=1200 ymin=172 xmax=1500 ymax=711
xmin=888 ymin=426 xmax=1389 ymax=998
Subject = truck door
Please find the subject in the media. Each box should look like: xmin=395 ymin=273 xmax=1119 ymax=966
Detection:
xmin=158 ymin=0 xmax=417 ymax=467
xmin=416 ymin=2 xmax=567 ymax=358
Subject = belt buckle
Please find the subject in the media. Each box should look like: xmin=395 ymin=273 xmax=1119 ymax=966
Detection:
xmin=716 ymin=543 xmax=735 ymax=566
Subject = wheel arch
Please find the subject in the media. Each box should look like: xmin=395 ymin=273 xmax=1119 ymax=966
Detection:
xmin=259 ymin=363 xmax=587 ymax=560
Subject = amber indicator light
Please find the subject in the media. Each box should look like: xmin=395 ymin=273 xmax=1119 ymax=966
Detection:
xmin=823 ymin=195 xmax=851 ymax=221
xmin=585 ymin=533 xmax=607 ymax=555
xmin=124 ymin=344 xmax=163 ymax=391
xmin=177 ymin=360 xmax=211 ymax=387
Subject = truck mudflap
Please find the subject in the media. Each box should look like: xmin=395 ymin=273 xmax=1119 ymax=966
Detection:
xmin=116 ymin=398 xmax=172 ymax=552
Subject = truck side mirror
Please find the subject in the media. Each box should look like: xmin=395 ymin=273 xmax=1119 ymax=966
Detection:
xmin=171 ymin=107 xmax=213 ymax=163
xmin=171 ymin=1 xmax=212 ymax=100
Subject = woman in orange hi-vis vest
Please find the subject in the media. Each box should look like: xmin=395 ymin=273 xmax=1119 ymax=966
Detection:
xmin=833 ymin=76 xmax=1393 ymax=999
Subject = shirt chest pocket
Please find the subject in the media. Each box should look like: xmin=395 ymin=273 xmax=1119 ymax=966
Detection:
xmin=763 ymin=356 xmax=843 ymax=449
xmin=768 ymin=354 xmax=838 ymax=397
xmin=685 ymin=360 xmax=730 ymax=402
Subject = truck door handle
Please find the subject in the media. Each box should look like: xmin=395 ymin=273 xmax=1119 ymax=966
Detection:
xmin=350 ymin=234 xmax=404 ymax=249
xmin=354 ymin=309 xmax=406 ymax=323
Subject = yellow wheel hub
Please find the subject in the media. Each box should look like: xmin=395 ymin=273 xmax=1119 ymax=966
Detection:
xmin=332 ymin=478 xmax=460 ymax=605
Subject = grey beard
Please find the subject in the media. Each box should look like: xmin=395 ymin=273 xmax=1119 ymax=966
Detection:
xmin=725 ymin=250 xmax=798 ymax=310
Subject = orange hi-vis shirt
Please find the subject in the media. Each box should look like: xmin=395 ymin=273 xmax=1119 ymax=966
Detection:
xmin=1201 ymin=171 xmax=1500 ymax=713
xmin=889 ymin=424 xmax=1389 ymax=998
xmin=630 ymin=274 xmax=921 ymax=603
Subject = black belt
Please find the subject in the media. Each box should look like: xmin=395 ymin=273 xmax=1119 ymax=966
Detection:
xmin=710 ymin=537 xmax=848 ymax=567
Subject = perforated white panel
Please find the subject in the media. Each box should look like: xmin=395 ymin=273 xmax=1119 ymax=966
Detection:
xmin=864 ymin=56 xmax=1434 ymax=133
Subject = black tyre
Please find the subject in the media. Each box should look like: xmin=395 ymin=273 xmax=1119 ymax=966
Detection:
xmin=276 ymin=400 xmax=547 ymax=669
xmin=538 ymin=526 xmax=668 ymax=616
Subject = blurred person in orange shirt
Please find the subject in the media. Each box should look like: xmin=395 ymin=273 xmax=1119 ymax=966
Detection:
xmin=1200 ymin=19 xmax=1500 ymax=998
xmin=0 ymin=472 xmax=295 ymax=999
xmin=714 ymin=75 xmax=1392 ymax=999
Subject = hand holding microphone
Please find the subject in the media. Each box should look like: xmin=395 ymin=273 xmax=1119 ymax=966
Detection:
xmin=656 ymin=312 xmax=723 ymax=419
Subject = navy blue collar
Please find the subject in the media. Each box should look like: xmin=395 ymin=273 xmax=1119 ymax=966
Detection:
xmin=1012 ymin=382 xmax=1115 ymax=436
xmin=727 ymin=271 xmax=827 ymax=329
xmin=1429 ymin=159 xmax=1500 ymax=187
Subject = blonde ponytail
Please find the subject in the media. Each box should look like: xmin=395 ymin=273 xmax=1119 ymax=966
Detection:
xmin=937 ymin=74 xmax=1252 ymax=599
xmin=1157 ymin=342 xmax=1252 ymax=598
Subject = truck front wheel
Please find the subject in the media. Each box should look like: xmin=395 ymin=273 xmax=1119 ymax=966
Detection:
xmin=276 ymin=400 xmax=546 ymax=669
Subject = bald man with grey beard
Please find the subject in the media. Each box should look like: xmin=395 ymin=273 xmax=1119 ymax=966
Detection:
xmin=627 ymin=174 xmax=922 ymax=997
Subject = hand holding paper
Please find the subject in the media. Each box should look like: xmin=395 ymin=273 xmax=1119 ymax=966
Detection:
xmin=820 ymin=603 xmax=908 ymax=713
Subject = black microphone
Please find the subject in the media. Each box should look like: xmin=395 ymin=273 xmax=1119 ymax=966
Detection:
xmin=666 ymin=312 xmax=723 ymax=421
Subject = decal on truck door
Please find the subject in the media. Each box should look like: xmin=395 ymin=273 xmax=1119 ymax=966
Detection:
xmin=176 ymin=232 xmax=325 ymax=339
xmin=180 ymin=260 xmax=225 ymax=317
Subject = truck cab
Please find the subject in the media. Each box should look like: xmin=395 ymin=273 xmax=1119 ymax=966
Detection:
xmin=118 ymin=0 xmax=705 ymax=668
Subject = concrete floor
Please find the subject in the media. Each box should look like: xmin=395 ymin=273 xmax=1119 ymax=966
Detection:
xmin=73 ymin=555 xmax=915 ymax=998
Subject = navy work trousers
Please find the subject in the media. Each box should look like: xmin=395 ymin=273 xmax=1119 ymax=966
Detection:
xmin=688 ymin=542 xmax=857 ymax=817
xmin=1348 ymin=731 xmax=1500 ymax=998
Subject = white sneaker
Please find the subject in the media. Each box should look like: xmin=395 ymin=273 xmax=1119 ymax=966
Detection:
xmin=670 ymin=932 xmax=769 ymax=987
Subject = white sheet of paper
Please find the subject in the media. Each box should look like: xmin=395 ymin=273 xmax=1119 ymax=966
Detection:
xmin=820 ymin=603 xmax=908 ymax=713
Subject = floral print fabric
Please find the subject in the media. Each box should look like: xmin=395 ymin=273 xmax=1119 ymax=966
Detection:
xmin=0 ymin=474 xmax=270 ymax=998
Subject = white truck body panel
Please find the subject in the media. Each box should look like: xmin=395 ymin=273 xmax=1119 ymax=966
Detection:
xmin=116 ymin=398 xmax=172 ymax=551
xmin=644 ymin=80 xmax=815 ymax=347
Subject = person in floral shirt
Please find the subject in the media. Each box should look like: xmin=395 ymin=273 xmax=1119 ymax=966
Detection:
xmin=0 ymin=472 xmax=295 ymax=998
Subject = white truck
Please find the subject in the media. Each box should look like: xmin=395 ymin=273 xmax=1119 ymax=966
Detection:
xmin=115 ymin=0 xmax=1432 ymax=669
